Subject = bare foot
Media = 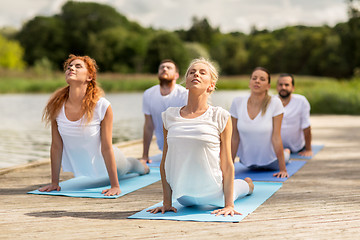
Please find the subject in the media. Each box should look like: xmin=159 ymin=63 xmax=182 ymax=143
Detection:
xmin=140 ymin=159 xmax=150 ymax=175
xmin=244 ymin=177 xmax=254 ymax=195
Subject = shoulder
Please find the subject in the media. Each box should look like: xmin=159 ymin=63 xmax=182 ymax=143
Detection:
xmin=292 ymin=94 xmax=309 ymax=103
xmin=97 ymin=97 xmax=111 ymax=108
xmin=175 ymin=84 xmax=187 ymax=91
xmin=164 ymin=106 xmax=181 ymax=115
xmin=210 ymin=106 xmax=230 ymax=116
xmin=144 ymin=85 xmax=159 ymax=95
xmin=270 ymin=95 xmax=282 ymax=106
xmin=232 ymin=95 xmax=248 ymax=106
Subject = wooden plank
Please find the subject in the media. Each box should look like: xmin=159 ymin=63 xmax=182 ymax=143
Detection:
xmin=0 ymin=115 xmax=359 ymax=239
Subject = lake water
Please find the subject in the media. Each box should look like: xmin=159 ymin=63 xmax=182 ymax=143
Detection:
xmin=0 ymin=90 xmax=249 ymax=169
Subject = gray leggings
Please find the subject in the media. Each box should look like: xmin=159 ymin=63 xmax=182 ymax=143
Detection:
xmin=248 ymin=150 xmax=291 ymax=171
xmin=113 ymin=146 xmax=146 ymax=176
xmin=176 ymin=179 xmax=250 ymax=207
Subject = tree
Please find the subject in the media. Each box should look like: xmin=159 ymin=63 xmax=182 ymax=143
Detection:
xmin=210 ymin=33 xmax=248 ymax=75
xmin=0 ymin=35 xmax=25 ymax=70
xmin=183 ymin=17 xmax=220 ymax=47
xmin=17 ymin=16 xmax=66 ymax=68
xmin=346 ymin=0 xmax=360 ymax=76
xmin=145 ymin=31 xmax=190 ymax=74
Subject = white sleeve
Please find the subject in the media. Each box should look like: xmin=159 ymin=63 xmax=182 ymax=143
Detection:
xmin=99 ymin=98 xmax=111 ymax=121
xmin=272 ymin=97 xmax=284 ymax=117
xmin=218 ymin=108 xmax=231 ymax=133
xmin=229 ymin=97 xmax=239 ymax=118
xmin=142 ymin=89 xmax=151 ymax=115
xmin=161 ymin=109 xmax=168 ymax=130
xmin=301 ymin=97 xmax=311 ymax=129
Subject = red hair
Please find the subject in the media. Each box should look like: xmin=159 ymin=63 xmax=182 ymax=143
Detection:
xmin=43 ymin=54 xmax=104 ymax=124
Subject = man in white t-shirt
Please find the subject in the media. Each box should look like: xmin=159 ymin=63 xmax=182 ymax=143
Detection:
xmin=277 ymin=73 xmax=313 ymax=156
xmin=141 ymin=59 xmax=188 ymax=163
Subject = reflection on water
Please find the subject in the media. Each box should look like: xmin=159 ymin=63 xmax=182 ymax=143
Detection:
xmin=0 ymin=90 xmax=249 ymax=168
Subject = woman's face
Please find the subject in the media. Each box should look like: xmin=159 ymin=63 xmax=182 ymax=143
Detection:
xmin=186 ymin=63 xmax=214 ymax=93
xmin=249 ymin=70 xmax=270 ymax=93
xmin=65 ymin=59 xmax=91 ymax=85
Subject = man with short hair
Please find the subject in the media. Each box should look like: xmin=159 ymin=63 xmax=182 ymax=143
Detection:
xmin=141 ymin=59 xmax=188 ymax=162
xmin=277 ymin=73 xmax=313 ymax=156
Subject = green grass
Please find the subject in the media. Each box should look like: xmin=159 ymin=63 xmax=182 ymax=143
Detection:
xmin=1 ymin=70 xmax=359 ymax=115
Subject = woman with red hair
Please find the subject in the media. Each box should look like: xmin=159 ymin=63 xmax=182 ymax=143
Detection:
xmin=39 ymin=54 xmax=149 ymax=196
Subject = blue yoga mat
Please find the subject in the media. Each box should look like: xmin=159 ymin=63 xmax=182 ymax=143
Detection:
xmin=28 ymin=167 xmax=160 ymax=198
xmin=235 ymin=160 xmax=307 ymax=182
xmin=290 ymin=144 xmax=324 ymax=159
xmin=128 ymin=182 xmax=282 ymax=222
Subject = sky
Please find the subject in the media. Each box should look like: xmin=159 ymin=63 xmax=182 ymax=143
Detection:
xmin=0 ymin=0 xmax=350 ymax=33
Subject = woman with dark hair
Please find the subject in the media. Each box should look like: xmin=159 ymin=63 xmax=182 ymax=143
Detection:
xmin=39 ymin=54 xmax=149 ymax=196
xmin=230 ymin=67 xmax=289 ymax=178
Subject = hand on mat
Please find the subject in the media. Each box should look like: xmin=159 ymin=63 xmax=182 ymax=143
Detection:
xmin=273 ymin=170 xmax=289 ymax=178
xmin=299 ymin=150 xmax=313 ymax=157
xmin=147 ymin=205 xmax=177 ymax=214
xmin=102 ymin=186 xmax=121 ymax=196
xmin=211 ymin=206 xmax=241 ymax=217
xmin=38 ymin=184 xmax=61 ymax=192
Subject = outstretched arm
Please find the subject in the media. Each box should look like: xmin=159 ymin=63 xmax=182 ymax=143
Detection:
xmin=231 ymin=117 xmax=240 ymax=163
xmin=147 ymin=127 xmax=177 ymax=214
xmin=141 ymin=114 xmax=155 ymax=163
xmin=272 ymin=114 xmax=289 ymax=178
xmin=299 ymin=126 xmax=313 ymax=156
xmin=212 ymin=118 xmax=241 ymax=217
xmin=39 ymin=120 xmax=63 ymax=192
xmin=100 ymin=105 xmax=121 ymax=196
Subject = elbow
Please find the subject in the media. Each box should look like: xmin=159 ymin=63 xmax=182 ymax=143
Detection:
xmin=101 ymin=145 xmax=113 ymax=156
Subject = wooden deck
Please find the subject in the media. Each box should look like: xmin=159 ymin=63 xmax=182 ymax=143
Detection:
xmin=1 ymin=115 xmax=360 ymax=239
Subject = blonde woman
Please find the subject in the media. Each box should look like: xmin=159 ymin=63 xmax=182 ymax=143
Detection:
xmin=230 ymin=67 xmax=289 ymax=178
xmin=39 ymin=54 xmax=149 ymax=196
xmin=148 ymin=58 xmax=254 ymax=216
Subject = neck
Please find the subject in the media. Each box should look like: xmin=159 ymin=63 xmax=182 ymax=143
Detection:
xmin=159 ymin=79 xmax=176 ymax=96
xmin=185 ymin=90 xmax=209 ymax=113
xmin=68 ymin=85 xmax=87 ymax=105
xmin=279 ymin=94 xmax=292 ymax=106
xmin=249 ymin=92 xmax=266 ymax=105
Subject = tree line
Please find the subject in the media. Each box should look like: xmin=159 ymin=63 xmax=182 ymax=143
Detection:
xmin=1 ymin=1 xmax=360 ymax=78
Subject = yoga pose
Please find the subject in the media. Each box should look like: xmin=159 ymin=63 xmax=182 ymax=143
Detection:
xmin=141 ymin=59 xmax=188 ymax=163
xmin=230 ymin=67 xmax=289 ymax=178
xmin=277 ymin=73 xmax=312 ymax=156
xmin=148 ymin=58 xmax=254 ymax=216
xmin=39 ymin=54 xmax=149 ymax=196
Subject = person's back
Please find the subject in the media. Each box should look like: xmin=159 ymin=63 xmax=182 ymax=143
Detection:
xmin=141 ymin=60 xmax=188 ymax=162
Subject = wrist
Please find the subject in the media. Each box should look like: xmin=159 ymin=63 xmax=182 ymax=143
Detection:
xmin=224 ymin=204 xmax=234 ymax=209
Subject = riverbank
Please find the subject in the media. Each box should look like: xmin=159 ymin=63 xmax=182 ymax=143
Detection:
xmin=1 ymin=115 xmax=359 ymax=239
xmin=2 ymin=72 xmax=360 ymax=114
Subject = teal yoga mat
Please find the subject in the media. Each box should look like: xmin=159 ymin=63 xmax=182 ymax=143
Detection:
xmin=28 ymin=167 xmax=160 ymax=198
xmin=290 ymin=144 xmax=324 ymax=159
xmin=235 ymin=160 xmax=306 ymax=182
xmin=128 ymin=182 xmax=282 ymax=222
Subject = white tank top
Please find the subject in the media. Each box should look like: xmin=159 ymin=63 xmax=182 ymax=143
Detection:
xmin=56 ymin=97 xmax=110 ymax=177
xmin=162 ymin=106 xmax=230 ymax=199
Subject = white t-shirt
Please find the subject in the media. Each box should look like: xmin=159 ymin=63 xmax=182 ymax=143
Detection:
xmin=143 ymin=84 xmax=188 ymax=150
xmin=278 ymin=94 xmax=311 ymax=152
xmin=57 ymin=97 xmax=110 ymax=178
xmin=230 ymin=95 xmax=284 ymax=167
xmin=162 ymin=106 xmax=230 ymax=200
